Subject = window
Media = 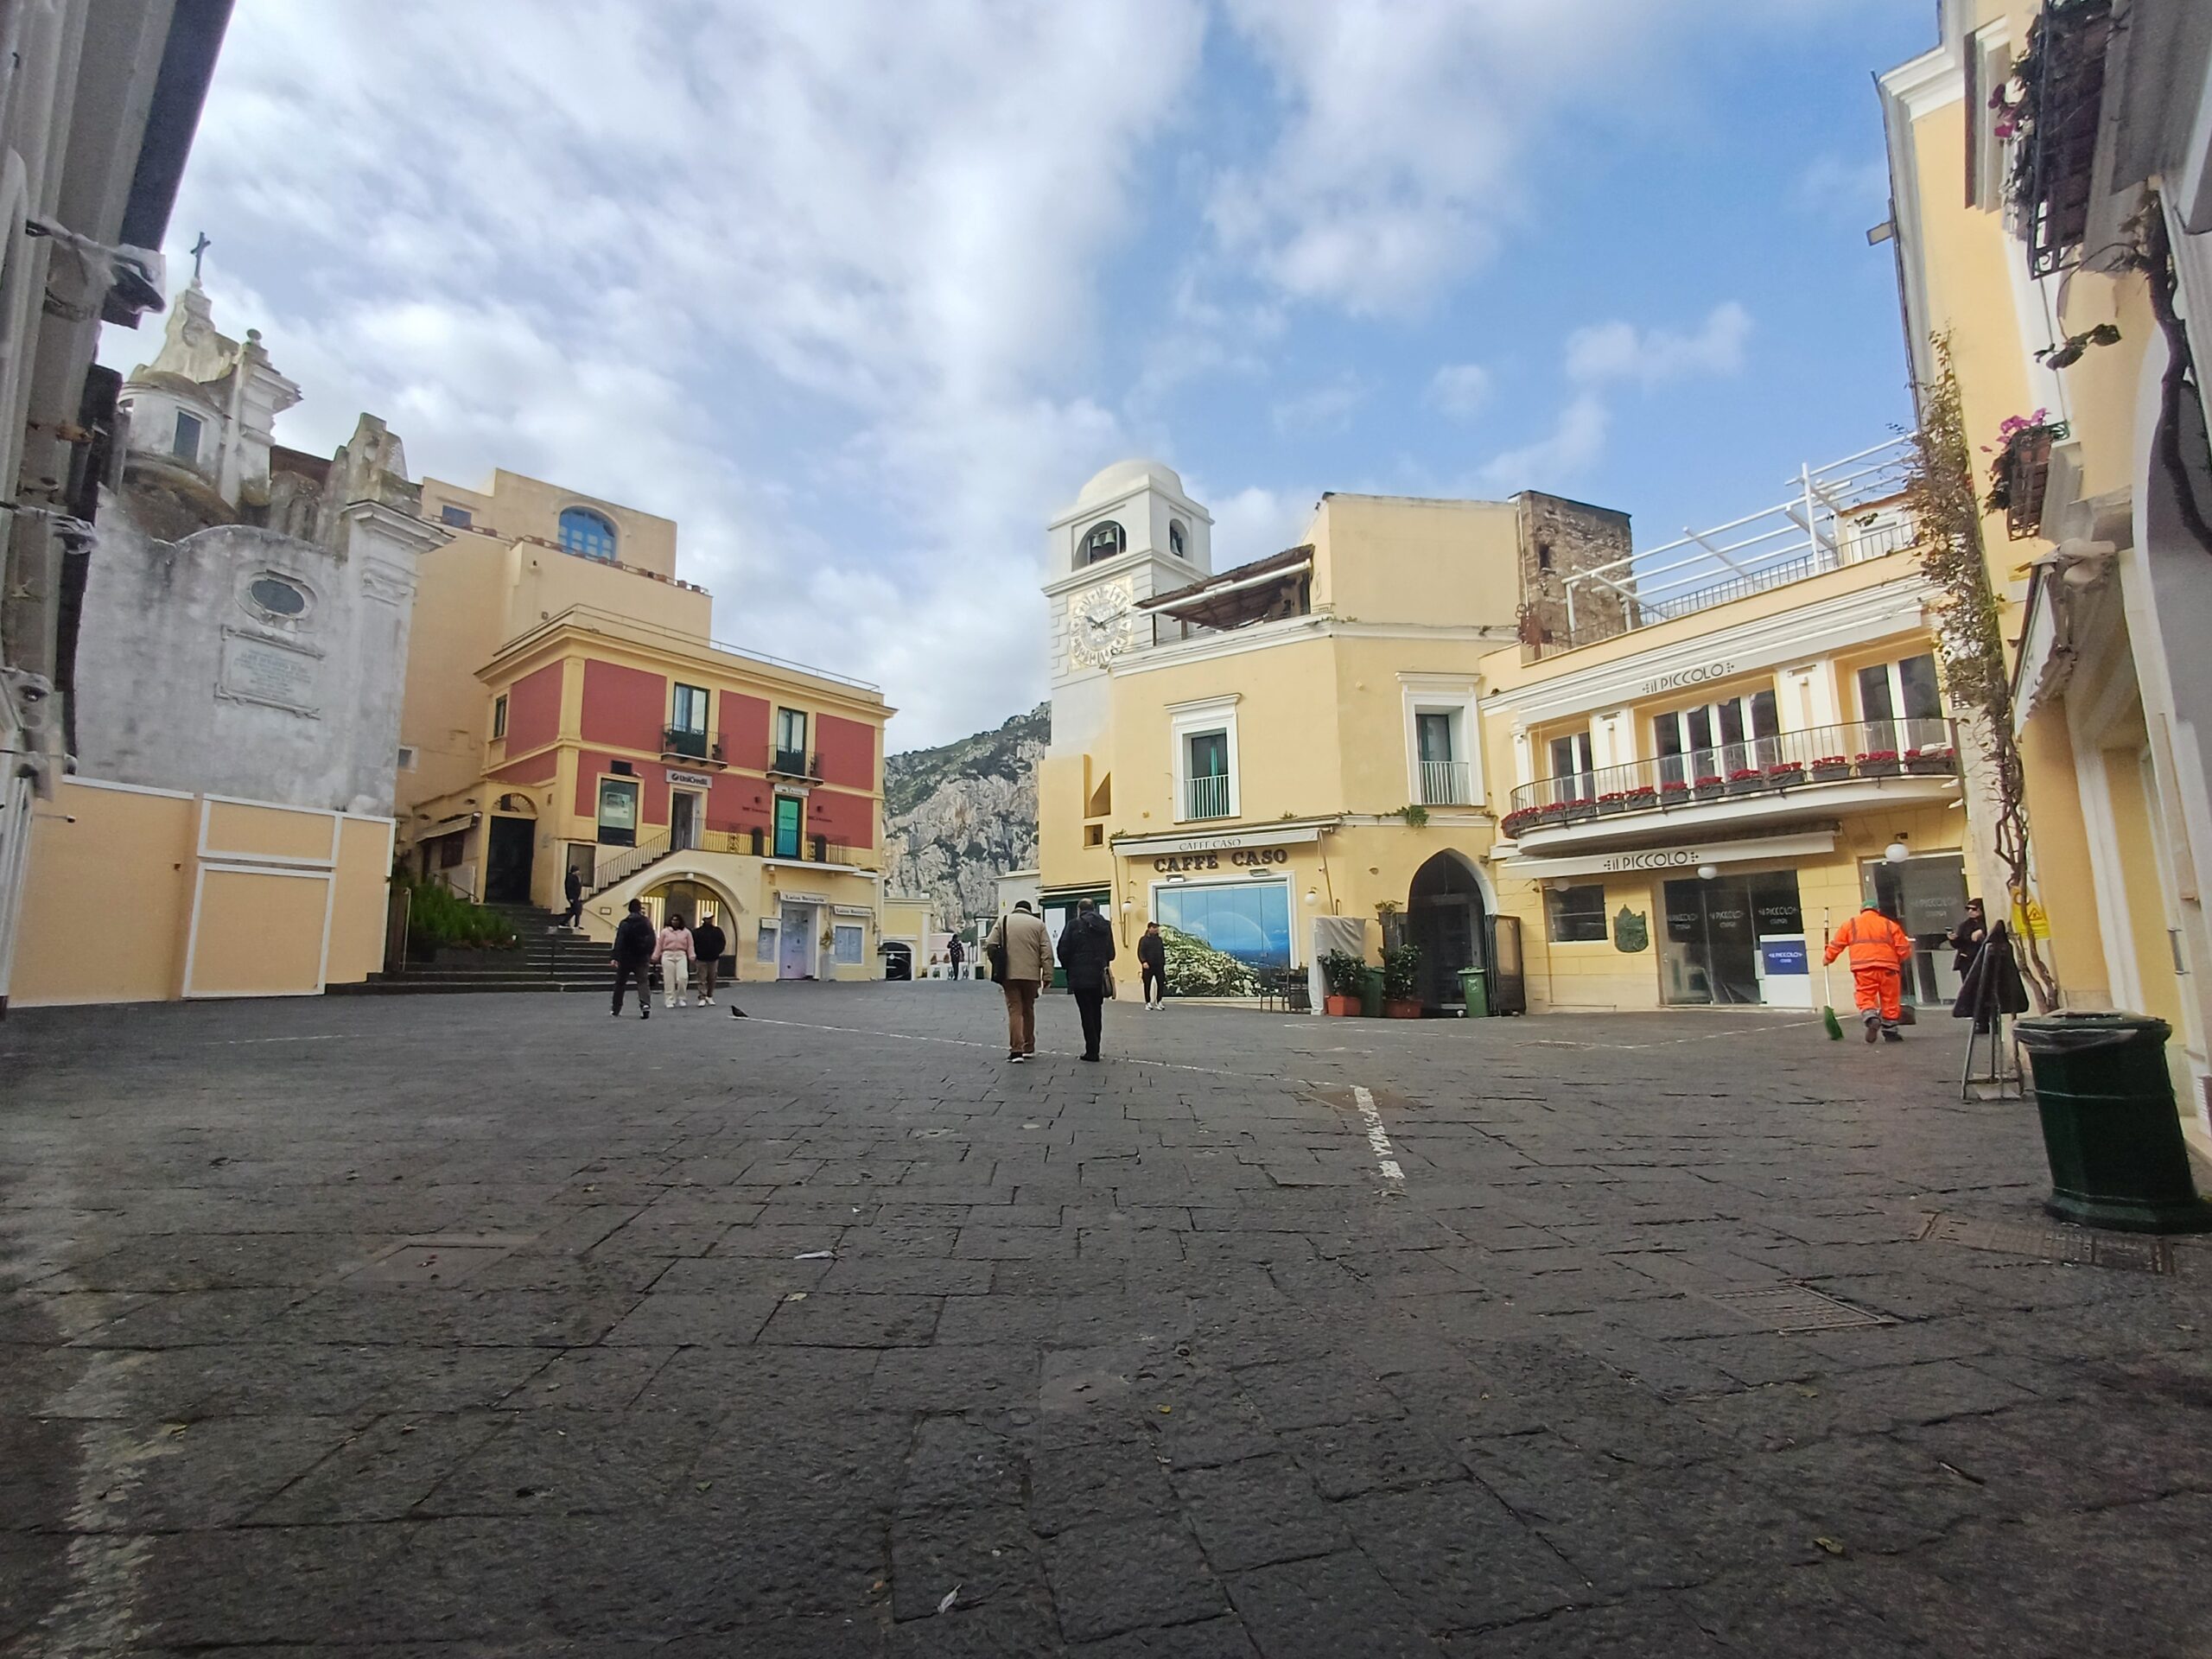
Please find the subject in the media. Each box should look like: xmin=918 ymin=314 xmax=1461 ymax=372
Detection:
xmin=1084 ymin=824 xmax=1104 ymax=847
xmin=1168 ymin=520 xmax=1187 ymax=559
xmin=833 ymin=924 xmax=864 ymax=965
xmin=1081 ymin=520 xmax=1126 ymax=564
xmin=1652 ymin=689 xmax=1779 ymax=786
xmin=1546 ymin=884 xmax=1608 ymax=944
xmin=1857 ymin=653 xmax=1944 ymax=752
xmin=596 ymin=777 xmax=640 ymax=846
xmin=558 ymin=506 xmax=618 ymax=562
xmin=772 ymin=707 xmax=808 ymax=773
xmin=671 ymin=683 xmax=709 ymax=734
xmin=440 ymin=504 xmax=474 ymax=528
xmin=245 ymin=575 xmax=307 ymax=618
xmin=1185 ymin=730 xmax=1230 ymax=820
xmin=491 ymin=695 xmax=508 ymax=739
xmin=1157 ymin=881 xmax=1291 ymax=969
xmin=396 ymin=745 xmax=417 ymax=772
xmin=172 ymin=410 xmax=202 ymax=462
xmin=1546 ymin=729 xmax=1594 ymax=805
xmin=437 ymin=833 xmax=464 ymax=870
xmin=1415 ymin=711 xmax=1469 ymax=805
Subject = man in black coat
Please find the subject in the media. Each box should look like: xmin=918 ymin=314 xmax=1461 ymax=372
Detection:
xmin=564 ymin=865 xmax=585 ymax=928
xmin=1136 ymin=921 xmax=1166 ymax=1010
xmin=611 ymin=899 xmax=657 ymax=1019
xmin=691 ymin=913 xmax=728 ymax=1007
xmin=1057 ymin=898 xmax=1118 ymax=1062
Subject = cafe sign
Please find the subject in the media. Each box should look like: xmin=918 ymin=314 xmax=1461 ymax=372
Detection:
xmin=1502 ymin=830 xmax=1835 ymax=882
xmin=1638 ymin=658 xmax=1738 ymax=696
xmin=1152 ymin=846 xmax=1291 ymax=874
xmin=1116 ymin=823 xmax=1325 ymax=860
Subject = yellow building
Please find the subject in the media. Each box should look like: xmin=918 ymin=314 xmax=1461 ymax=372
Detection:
xmin=395 ymin=469 xmax=897 ymax=982
xmin=1039 ymin=460 xmax=1631 ymax=1006
xmin=1878 ymin=0 xmax=2212 ymax=1139
xmin=1483 ymin=442 xmax=1974 ymax=1014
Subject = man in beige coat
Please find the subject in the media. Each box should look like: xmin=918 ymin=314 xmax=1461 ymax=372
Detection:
xmin=987 ymin=900 xmax=1053 ymax=1062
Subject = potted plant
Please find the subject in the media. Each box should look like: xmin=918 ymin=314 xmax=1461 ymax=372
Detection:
xmin=1726 ymin=766 xmax=1765 ymax=796
xmin=1561 ymin=796 xmax=1597 ymax=822
xmin=1764 ymin=760 xmax=1805 ymax=787
xmin=1659 ymin=779 xmax=1690 ymax=807
xmin=1857 ymin=748 xmax=1902 ymax=778
xmin=1536 ymin=800 xmax=1567 ymax=824
xmin=1319 ymin=950 xmax=1368 ymax=1016
xmin=1904 ymin=745 xmax=1956 ymax=775
xmin=1381 ymin=942 xmax=1423 ymax=1018
xmin=1809 ymin=753 xmax=1851 ymax=782
xmin=1693 ymin=772 xmax=1726 ymax=801
xmin=1501 ymin=808 xmax=1535 ymax=839
xmin=1597 ymin=791 xmax=1627 ymax=816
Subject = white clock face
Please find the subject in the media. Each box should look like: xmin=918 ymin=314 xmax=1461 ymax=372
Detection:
xmin=1068 ymin=579 xmax=1135 ymax=666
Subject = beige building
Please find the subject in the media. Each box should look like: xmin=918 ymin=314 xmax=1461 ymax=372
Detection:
xmin=1878 ymin=0 xmax=2212 ymax=1140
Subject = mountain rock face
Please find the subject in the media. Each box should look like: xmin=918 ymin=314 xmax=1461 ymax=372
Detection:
xmin=884 ymin=703 xmax=1048 ymax=929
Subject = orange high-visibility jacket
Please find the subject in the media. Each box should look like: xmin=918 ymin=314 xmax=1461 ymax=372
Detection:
xmin=1824 ymin=908 xmax=1913 ymax=971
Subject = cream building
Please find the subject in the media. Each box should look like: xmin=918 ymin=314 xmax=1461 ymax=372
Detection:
xmin=1878 ymin=0 xmax=2212 ymax=1139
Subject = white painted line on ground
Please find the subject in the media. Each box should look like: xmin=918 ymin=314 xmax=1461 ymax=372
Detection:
xmin=1352 ymin=1085 xmax=1404 ymax=1185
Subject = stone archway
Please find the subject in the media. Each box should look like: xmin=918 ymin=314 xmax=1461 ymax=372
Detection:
xmin=1408 ymin=850 xmax=1490 ymax=1011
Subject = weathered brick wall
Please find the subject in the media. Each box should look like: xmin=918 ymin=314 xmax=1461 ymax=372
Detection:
xmin=1516 ymin=492 xmax=1636 ymax=657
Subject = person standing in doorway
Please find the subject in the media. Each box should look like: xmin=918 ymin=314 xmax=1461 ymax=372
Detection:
xmin=610 ymin=899 xmax=656 ymax=1019
xmin=691 ymin=912 xmax=726 ymax=1007
xmin=563 ymin=864 xmax=584 ymax=929
xmin=1058 ymin=897 xmax=1118 ymax=1062
xmin=1824 ymin=901 xmax=1915 ymax=1044
xmin=986 ymin=900 xmax=1051 ymax=1063
xmin=947 ymin=936 xmax=965 ymax=982
xmin=657 ymin=912 xmax=696 ymax=1010
xmin=1945 ymin=898 xmax=1986 ymax=976
xmin=1137 ymin=921 xmax=1166 ymax=1011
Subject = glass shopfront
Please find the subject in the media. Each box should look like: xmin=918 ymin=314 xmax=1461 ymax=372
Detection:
xmin=1861 ymin=852 xmax=1970 ymax=1006
xmin=1156 ymin=880 xmax=1293 ymax=969
xmin=1661 ymin=869 xmax=1805 ymax=1006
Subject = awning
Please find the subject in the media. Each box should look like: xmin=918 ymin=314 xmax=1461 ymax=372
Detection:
xmin=417 ymin=813 xmax=478 ymax=841
xmin=1138 ymin=546 xmax=1313 ymax=630
xmin=1499 ymin=829 xmax=1837 ymax=881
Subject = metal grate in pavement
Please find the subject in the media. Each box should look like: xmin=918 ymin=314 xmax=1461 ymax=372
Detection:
xmin=1920 ymin=1212 xmax=2181 ymax=1275
xmin=1707 ymin=1284 xmax=1891 ymax=1333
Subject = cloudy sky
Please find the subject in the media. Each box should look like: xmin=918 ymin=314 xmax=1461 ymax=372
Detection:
xmin=101 ymin=0 xmax=1932 ymax=750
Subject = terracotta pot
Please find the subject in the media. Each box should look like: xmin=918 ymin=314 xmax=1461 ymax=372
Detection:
xmin=1383 ymin=1000 xmax=1422 ymax=1019
xmin=1324 ymin=995 xmax=1360 ymax=1017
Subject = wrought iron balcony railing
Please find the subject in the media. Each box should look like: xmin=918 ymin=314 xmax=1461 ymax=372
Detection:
xmin=767 ymin=746 xmax=822 ymax=780
xmin=1503 ymin=717 xmax=1958 ymax=836
xmin=661 ymin=726 xmax=717 ymax=761
xmin=1417 ymin=758 xmax=1472 ymax=806
xmin=1185 ymin=774 xmax=1232 ymax=821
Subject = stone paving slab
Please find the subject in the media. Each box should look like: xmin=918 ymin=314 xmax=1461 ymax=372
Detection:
xmin=4 ymin=983 xmax=2212 ymax=1653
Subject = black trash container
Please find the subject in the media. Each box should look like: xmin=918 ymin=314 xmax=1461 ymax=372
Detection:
xmin=2016 ymin=1013 xmax=2212 ymax=1233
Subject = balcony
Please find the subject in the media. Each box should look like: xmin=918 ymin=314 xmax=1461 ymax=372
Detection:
xmin=2006 ymin=0 xmax=2113 ymax=277
xmin=1185 ymin=774 xmax=1232 ymax=821
xmin=1503 ymin=718 xmax=1961 ymax=844
xmin=766 ymin=746 xmax=823 ymax=781
xmin=662 ymin=726 xmax=723 ymax=764
xmin=1417 ymin=758 xmax=1472 ymax=807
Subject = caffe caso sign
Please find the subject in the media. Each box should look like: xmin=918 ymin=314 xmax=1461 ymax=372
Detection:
xmin=1153 ymin=846 xmax=1290 ymax=874
xmin=1639 ymin=658 xmax=1737 ymax=696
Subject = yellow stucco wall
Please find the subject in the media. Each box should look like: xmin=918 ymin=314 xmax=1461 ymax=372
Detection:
xmin=420 ymin=468 xmax=681 ymax=577
xmin=327 ymin=817 xmax=397 ymax=985
xmin=187 ymin=867 xmax=331 ymax=998
xmin=1309 ymin=494 xmax=1522 ymax=626
xmin=16 ymin=780 xmax=196 ymax=1005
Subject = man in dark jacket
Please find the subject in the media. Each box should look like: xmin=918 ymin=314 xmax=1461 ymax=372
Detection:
xmin=1057 ymin=898 xmax=1118 ymax=1062
xmin=691 ymin=913 xmax=728 ymax=1006
xmin=1136 ymin=921 xmax=1166 ymax=1010
xmin=564 ymin=865 xmax=585 ymax=928
xmin=611 ymin=899 xmax=657 ymax=1019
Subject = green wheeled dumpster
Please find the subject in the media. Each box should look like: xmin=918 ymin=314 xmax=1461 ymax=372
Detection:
xmin=1360 ymin=966 xmax=1384 ymax=1019
xmin=2016 ymin=1013 xmax=2212 ymax=1233
xmin=1458 ymin=966 xmax=1490 ymax=1019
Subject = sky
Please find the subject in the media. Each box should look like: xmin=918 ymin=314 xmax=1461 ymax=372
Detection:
xmin=99 ymin=0 xmax=1936 ymax=751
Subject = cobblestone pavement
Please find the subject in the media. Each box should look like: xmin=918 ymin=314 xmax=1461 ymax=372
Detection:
xmin=5 ymin=983 xmax=2212 ymax=1656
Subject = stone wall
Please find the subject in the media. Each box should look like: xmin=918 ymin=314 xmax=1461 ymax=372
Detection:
xmin=1516 ymin=491 xmax=1637 ymax=655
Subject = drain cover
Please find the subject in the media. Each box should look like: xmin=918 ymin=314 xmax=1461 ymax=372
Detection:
xmin=1922 ymin=1213 xmax=2180 ymax=1275
xmin=1707 ymin=1285 xmax=1891 ymax=1333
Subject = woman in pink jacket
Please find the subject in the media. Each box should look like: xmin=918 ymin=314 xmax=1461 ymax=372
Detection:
xmin=655 ymin=914 xmax=696 ymax=1009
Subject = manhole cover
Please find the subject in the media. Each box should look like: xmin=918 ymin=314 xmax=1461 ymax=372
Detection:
xmin=1707 ymin=1285 xmax=1891 ymax=1333
xmin=1922 ymin=1213 xmax=2180 ymax=1274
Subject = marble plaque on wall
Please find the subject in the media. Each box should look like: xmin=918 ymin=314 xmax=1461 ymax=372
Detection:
xmin=219 ymin=627 xmax=322 ymax=715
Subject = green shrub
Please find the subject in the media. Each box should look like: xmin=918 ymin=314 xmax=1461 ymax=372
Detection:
xmin=1381 ymin=942 xmax=1422 ymax=1002
xmin=1320 ymin=950 xmax=1369 ymax=997
xmin=1160 ymin=925 xmax=1262 ymax=998
xmin=397 ymin=874 xmax=518 ymax=950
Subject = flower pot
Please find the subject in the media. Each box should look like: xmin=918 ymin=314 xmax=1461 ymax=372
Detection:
xmin=1597 ymin=798 xmax=1626 ymax=816
xmin=1694 ymin=785 xmax=1726 ymax=803
xmin=1324 ymin=995 xmax=1360 ymax=1017
xmin=1809 ymin=765 xmax=1850 ymax=784
xmin=1726 ymin=779 xmax=1764 ymax=797
xmin=1904 ymin=754 xmax=1954 ymax=775
xmin=1859 ymin=761 xmax=1901 ymax=779
xmin=1383 ymin=999 xmax=1422 ymax=1019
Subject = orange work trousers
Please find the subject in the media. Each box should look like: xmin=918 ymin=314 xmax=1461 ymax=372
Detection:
xmin=1852 ymin=966 xmax=1903 ymax=1025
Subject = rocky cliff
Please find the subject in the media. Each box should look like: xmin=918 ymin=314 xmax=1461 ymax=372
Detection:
xmin=884 ymin=703 xmax=1047 ymax=928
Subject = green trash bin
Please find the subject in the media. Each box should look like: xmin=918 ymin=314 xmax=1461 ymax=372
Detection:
xmin=2016 ymin=1013 xmax=2212 ymax=1233
xmin=1360 ymin=965 xmax=1384 ymax=1020
xmin=1458 ymin=965 xmax=1490 ymax=1019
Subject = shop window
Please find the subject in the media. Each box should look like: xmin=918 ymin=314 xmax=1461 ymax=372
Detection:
xmin=1545 ymin=884 xmax=1607 ymax=943
xmin=833 ymin=925 xmax=864 ymax=965
xmin=1156 ymin=880 xmax=1291 ymax=969
xmin=596 ymin=777 xmax=640 ymax=846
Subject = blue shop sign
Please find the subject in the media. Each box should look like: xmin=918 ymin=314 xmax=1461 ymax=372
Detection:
xmin=1760 ymin=939 xmax=1809 ymax=976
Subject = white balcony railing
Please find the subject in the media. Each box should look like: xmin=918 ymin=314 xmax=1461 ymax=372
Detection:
xmin=1417 ymin=758 xmax=1471 ymax=806
xmin=1185 ymin=774 xmax=1232 ymax=821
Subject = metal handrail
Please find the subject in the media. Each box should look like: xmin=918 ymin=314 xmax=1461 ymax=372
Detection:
xmin=1185 ymin=774 xmax=1232 ymax=821
xmin=1506 ymin=717 xmax=1957 ymax=819
xmin=588 ymin=833 xmax=672 ymax=894
xmin=1417 ymin=758 xmax=1471 ymax=806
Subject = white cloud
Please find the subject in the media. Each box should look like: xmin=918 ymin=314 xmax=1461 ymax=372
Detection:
xmin=1270 ymin=374 xmax=1366 ymax=435
xmin=1794 ymin=154 xmax=1891 ymax=222
xmin=1476 ymin=394 xmax=1610 ymax=493
xmin=1201 ymin=483 xmax=1319 ymax=567
xmin=1427 ymin=362 xmax=1491 ymax=418
xmin=1564 ymin=302 xmax=1753 ymax=388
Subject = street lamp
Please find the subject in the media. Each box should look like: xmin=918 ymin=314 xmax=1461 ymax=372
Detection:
xmin=1885 ymin=835 xmax=1910 ymax=863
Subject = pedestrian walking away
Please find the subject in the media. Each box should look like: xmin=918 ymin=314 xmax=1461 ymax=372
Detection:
xmin=1058 ymin=896 xmax=1117 ymax=1062
xmin=1824 ymin=901 xmax=1915 ymax=1043
xmin=946 ymin=936 xmax=965 ymax=982
xmin=986 ymin=901 xmax=1051 ymax=1062
xmin=656 ymin=913 xmax=696 ymax=1009
xmin=690 ymin=913 xmax=726 ymax=1005
xmin=563 ymin=864 xmax=584 ymax=928
xmin=1136 ymin=920 xmax=1166 ymax=1010
xmin=610 ymin=899 xmax=656 ymax=1019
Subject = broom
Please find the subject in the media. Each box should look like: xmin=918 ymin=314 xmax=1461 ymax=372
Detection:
xmin=1819 ymin=910 xmax=1845 ymax=1040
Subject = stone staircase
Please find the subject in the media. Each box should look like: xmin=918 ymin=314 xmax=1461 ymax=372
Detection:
xmin=328 ymin=903 xmax=611 ymax=995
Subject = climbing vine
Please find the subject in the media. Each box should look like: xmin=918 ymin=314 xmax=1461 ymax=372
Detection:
xmin=1902 ymin=334 xmax=2060 ymax=1010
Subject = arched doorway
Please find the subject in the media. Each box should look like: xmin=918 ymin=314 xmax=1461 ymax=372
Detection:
xmin=485 ymin=794 xmax=537 ymax=905
xmin=1408 ymin=851 xmax=1488 ymax=1012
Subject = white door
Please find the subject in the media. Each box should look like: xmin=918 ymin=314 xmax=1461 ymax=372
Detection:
xmin=779 ymin=902 xmax=816 ymax=979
